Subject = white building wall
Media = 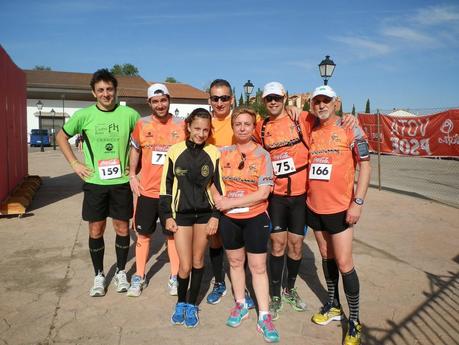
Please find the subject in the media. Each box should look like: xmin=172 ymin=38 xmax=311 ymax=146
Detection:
xmin=170 ymin=102 xmax=209 ymax=119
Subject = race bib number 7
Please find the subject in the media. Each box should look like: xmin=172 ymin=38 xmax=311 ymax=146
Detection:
xmin=272 ymin=157 xmax=296 ymax=176
xmin=309 ymin=163 xmax=332 ymax=181
xmin=98 ymin=159 xmax=122 ymax=179
xmin=152 ymin=151 xmax=167 ymax=165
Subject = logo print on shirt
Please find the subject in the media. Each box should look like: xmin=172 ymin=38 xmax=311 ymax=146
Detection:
xmin=108 ymin=123 xmax=119 ymax=133
xmin=175 ymin=167 xmax=188 ymax=176
xmin=201 ymin=165 xmax=209 ymax=177
xmin=105 ymin=143 xmax=113 ymax=151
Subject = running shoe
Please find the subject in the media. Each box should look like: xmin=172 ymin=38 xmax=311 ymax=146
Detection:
xmin=282 ymin=287 xmax=307 ymax=311
xmin=344 ymin=320 xmax=362 ymax=345
xmin=89 ymin=272 xmax=106 ymax=297
xmin=171 ymin=302 xmax=187 ymax=325
xmin=168 ymin=275 xmax=178 ymax=296
xmin=127 ymin=274 xmax=145 ymax=297
xmin=206 ymin=281 xmax=227 ymax=304
xmin=257 ymin=314 xmax=280 ymax=343
xmin=184 ymin=304 xmax=200 ymax=328
xmin=245 ymin=289 xmax=255 ymax=309
xmin=269 ymin=296 xmax=283 ymax=320
xmin=114 ymin=270 xmax=130 ymax=293
xmin=311 ymin=302 xmax=343 ymax=325
xmin=226 ymin=303 xmax=249 ymax=328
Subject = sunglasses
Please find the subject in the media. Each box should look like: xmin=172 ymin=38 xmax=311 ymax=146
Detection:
xmin=238 ymin=153 xmax=246 ymax=170
xmin=210 ymin=95 xmax=232 ymax=103
xmin=265 ymin=95 xmax=284 ymax=103
xmin=312 ymin=96 xmax=333 ymax=105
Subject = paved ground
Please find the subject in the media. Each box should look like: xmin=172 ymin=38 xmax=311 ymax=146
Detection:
xmin=0 ymin=150 xmax=458 ymax=345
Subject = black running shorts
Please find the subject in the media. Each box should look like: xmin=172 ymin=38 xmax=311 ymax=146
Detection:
xmin=219 ymin=212 xmax=271 ymax=254
xmin=306 ymin=205 xmax=349 ymax=234
xmin=268 ymin=193 xmax=307 ymax=236
xmin=82 ymin=182 xmax=133 ymax=222
xmin=134 ymin=195 xmax=160 ymax=235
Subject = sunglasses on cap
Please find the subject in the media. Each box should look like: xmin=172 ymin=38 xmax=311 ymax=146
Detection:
xmin=210 ymin=95 xmax=232 ymax=103
xmin=238 ymin=153 xmax=246 ymax=170
xmin=265 ymin=95 xmax=284 ymax=103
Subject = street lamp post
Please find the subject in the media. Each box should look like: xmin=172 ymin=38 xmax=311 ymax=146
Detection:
xmin=243 ymin=80 xmax=254 ymax=106
xmin=36 ymin=100 xmax=44 ymax=152
xmin=50 ymin=108 xmax=56 ymax=150
xmin=318 ymin=55 xmax=336 ymax=85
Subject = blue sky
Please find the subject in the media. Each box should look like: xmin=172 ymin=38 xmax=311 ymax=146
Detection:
xmin=1 ymin=0 xmax=458 ymax=113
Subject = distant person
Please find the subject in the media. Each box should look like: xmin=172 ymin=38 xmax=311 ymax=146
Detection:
xmin=127 ymin=83 xmax=185 ymax=297
xmin=56 ymin=69 xmax=140 ymax=297
xmin=214 ymin=107 xmax=280 ymax=343
xmin=160 ymin=108 xmax=223 ymax=328
xmin=306 ymin=85 xmax=371 ymax=345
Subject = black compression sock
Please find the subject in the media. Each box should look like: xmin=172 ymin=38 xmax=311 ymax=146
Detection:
xmin=89 ymin=237 xmax=105 ymax=275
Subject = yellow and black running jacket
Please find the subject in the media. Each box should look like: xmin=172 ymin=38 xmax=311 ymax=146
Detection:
xmin=159 ymin=140 xmax=224 ymax=222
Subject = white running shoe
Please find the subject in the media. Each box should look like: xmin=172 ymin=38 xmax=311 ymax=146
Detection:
xmin=89 ymin=273 xmax=106 ymax=297
xmin=114 ymin=270 xmax=130 ymax=293
xmin=127 ymin=274 xmax=145 ymax=297
xmin=168 ymin=275 xmax=178 ymax=296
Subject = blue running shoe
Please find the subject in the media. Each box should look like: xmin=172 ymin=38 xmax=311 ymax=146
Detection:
xmin=245 ymin=290 xmax=255 ymax=309
xmin=206 ymin=281 xmax=227 ymax=304
xmin=257 ymin=314 xmax=280 ymax=343
xmin=171 ymin=302 xmax=187 ymax=325
xmin=184 ymin=304 xmax=200 ymax=328
xmin=226 ymin=303 xmax=249 ymax=328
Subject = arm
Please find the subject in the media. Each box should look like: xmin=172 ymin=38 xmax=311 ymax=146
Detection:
xmin=56 ymin=130 xmax=93 ymax=180
xmin=128 ymin=146 xmax=143 ymax=196
xmin=286 ymin=105 xmax=302 ymax=121
xmin=346 ymin=160 xmax=371 ymax=225
xmin=215 ymin=185 xmax=271 ymax=211
xmin=341 ymin=114 xmax=358 ymax=129
xmin=159 ymin=155 xmax=176 ymax=229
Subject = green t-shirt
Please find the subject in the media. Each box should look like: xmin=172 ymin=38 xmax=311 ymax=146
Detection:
xmin=63 ymin=104 xmax=140 ymax=185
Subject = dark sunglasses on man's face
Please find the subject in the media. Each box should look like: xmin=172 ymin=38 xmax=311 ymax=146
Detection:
xmin=265 ymin=95 xmax=284 ymax=103
xmin=210 ymin=95 xmax=232 ymax=103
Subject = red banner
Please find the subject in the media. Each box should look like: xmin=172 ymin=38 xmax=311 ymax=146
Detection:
xmin=358 ymin=110 xmax=459 ymax=157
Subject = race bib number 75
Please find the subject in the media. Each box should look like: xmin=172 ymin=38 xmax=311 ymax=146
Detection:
xmin=272 ymin=157 xmax=296 ymax=176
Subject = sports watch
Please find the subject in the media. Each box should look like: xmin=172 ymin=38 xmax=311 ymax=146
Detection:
xmin=353 ymin=198 xmax=364 ymax=205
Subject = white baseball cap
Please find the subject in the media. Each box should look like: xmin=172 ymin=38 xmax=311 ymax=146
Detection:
xmin=262 ymin=82 xmax=286 ymax=98
xmin=148 ymin=83 xmax=170 ymax=99
xmin=311 ymin=85 xmax=336 ymax=99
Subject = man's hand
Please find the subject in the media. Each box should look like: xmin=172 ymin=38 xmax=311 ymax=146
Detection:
xmin=346 ymin=203 xmax=362 ymax=225
xmin=71 ymin=161 xmax=93 ymax=180
xmin=206 ymin=217 xmax=219 ymax=235
xmin=286 ymin=106 xmax=302 ymax=121
xmin=129 ymin=175 xmax=143 ymax=197
xmin=214 ymin=196 xmax=234 ymax=211
xmin=165 ymin=218 xmax=178 ymax=233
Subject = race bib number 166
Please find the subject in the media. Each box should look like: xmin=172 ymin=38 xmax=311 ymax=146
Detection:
xmin=309 ymin=163 xmax=332 ymax=181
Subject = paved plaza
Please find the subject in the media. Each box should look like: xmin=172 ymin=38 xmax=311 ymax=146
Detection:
xmin=0 ymin=149 xmax=457 ymax=345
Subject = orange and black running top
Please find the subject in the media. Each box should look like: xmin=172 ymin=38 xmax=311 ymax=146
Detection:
xmin=131 ymin=114 xmax=186 ymax=198
xmin=307 ymin=119 xmax=368 ymax=214
xmin=254 ymin=111 xmax=315 ymax=196
xmin=219 ymin=144 xmax=273 ymax=219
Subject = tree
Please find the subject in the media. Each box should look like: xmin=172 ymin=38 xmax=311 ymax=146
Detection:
xmin=337 ymin=102 xmax=343 ymax=117
xmin=33 ymin=65 xmax=51 ymax=71
xmin=352 ymin=104 xmax=356 ymax=116
xmin=110 ymin=63 xmax=139 ymax=76
xmin=365 ymin=99 xmax=371 ymax=113
xmin=249 ymin=88 xmax=267 ymax=118
xmin=303 ymin=98 xmax=310 ymax=111
xmin=165 ymin=77 xmax=178 ymax=83
xmin=238 ymin=93 xmax=244 ymax=107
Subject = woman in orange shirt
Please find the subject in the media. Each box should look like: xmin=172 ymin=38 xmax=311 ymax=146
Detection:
xmin=214 ymin=107 xmax=279 ymax=343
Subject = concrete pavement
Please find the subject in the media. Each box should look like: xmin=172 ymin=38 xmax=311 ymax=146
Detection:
xmin=0 ymin=150 xmax=457 ymax=345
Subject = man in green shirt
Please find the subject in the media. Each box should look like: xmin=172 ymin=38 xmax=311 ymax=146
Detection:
xmin=56 ymin=69 xmax=140 ymax=297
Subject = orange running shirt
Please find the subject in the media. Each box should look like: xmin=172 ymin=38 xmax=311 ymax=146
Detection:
xmin=131 ymin=115 xmax=186 ymax=198
xmin=219 ymin=144 xmax=273 ymax=219
xmin=306 ymin=119 xmax=368 ymax=214
xmin=254 ymin=111 xmax=314 ymax=196
xmin=209 ymin=114 xmax=235 ymax=147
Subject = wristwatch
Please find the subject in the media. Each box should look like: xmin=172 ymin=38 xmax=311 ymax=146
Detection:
xmin=353 ymin=198 xmax=364 ymax=205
